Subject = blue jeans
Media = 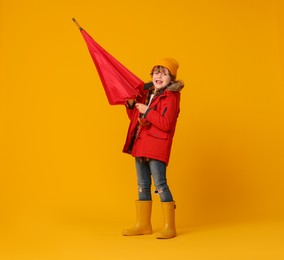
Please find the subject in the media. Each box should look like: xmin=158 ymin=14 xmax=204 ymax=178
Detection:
xmin=135 ymin=157 xmax=173 ymax=202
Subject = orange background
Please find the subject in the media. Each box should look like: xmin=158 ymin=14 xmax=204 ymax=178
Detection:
xmin=1 ymin=0 xmax=284 ymax=258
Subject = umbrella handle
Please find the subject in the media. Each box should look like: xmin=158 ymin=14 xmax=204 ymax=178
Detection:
xmin=72 ymin=18 xmax=83 ymax=30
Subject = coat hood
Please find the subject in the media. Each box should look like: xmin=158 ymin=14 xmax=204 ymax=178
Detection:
xmin=167 ymin=80 xmax=184 ymax=92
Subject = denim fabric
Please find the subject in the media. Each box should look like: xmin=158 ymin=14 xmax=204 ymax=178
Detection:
xmin=135 ymin=157 xmax=173 ymax=202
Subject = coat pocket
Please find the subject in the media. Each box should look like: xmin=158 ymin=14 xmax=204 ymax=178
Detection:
xmin=147 ymin=129 xmax=168 ymax=140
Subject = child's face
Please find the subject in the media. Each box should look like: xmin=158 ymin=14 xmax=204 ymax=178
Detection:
xmin=152 ymin=67 xmax=172 ymax=90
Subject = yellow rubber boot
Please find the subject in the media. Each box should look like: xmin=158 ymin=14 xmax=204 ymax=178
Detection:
xmin=122 ymin=200 xmax=152 ymax=236
xmin=156 ymin=201 xmax=176 ymax=239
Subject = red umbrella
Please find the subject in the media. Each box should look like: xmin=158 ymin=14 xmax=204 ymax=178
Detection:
xmin=73 ymin=18 xmax=144 ymax=105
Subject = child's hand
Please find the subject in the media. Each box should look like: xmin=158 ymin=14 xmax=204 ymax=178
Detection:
xmin=135 ymin=103 xmax=149 ymax=114
xmin=126 ymin=99 xmax=136 ymax=108
xmin=127 ymin=99 xmax=136 ymax=106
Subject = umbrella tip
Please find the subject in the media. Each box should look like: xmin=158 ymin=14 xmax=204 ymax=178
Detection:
xmin=72 ymin=18 xmax=83 ymax=30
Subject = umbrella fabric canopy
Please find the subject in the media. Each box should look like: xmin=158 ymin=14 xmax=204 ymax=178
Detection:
xmin=73 ymin=19 xmax=144 ymax=105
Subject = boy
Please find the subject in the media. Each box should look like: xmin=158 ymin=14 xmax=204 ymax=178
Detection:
xmin=122 ymin=58 xmax=184 ymax=239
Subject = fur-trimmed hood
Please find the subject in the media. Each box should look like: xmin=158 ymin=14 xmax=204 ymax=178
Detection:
xmin=167 ymin=80 xmax=184 ymax=92
xmin=144 ymin=80 xmax=184 ymax=92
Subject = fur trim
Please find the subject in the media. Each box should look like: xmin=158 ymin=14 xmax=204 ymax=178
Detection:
xmin=167 ymin=80 xmax=184 ymax=92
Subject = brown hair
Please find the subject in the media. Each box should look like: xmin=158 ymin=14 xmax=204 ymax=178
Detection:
xmin=150 ymin=65 xmax=175 ymax=80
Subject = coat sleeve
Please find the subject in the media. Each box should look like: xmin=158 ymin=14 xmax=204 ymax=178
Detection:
xmin=145 ymin=92 xmax=180 ymax=132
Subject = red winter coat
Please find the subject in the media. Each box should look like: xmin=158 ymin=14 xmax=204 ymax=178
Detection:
xmin=123 ymin=81 xmax=184 ymax=165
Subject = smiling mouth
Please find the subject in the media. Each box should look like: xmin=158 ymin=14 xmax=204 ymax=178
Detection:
xmin=155 ymin=80 xmax=163 ymax=84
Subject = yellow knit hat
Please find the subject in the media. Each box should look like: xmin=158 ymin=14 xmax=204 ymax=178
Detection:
xmin=153 ymin=58 xmax=179 ymax=77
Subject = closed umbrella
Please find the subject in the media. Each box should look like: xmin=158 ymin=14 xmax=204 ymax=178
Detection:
xmin=73 ymin=18 xmax=144 ymax=105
